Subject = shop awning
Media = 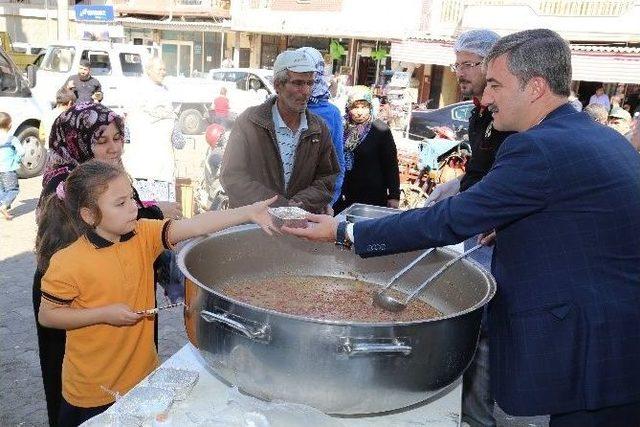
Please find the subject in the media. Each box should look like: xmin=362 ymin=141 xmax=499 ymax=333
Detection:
xmin=390 ymin=38 xmax=455 ymax=67
xmin=391 ymin=39 xmax=640 ymax=84
xmin=571 ymin=45 xmax=640 ymax=84
xmin=117 ymin=17 xmax=230 ymax=32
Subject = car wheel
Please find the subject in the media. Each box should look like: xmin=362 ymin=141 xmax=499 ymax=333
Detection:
xmin=179 ymin=109 xmax=204 ymax=135
xmin=16 ymin=126 xmax=46 ymax=179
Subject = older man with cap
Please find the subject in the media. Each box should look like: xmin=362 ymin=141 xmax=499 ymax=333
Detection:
xmin=426 ymin=29 xmax=514 ymax=426
xmin=608 ymin=106 xmax=633 ymax=141
xmin=220 ymin=50 xmax=340 ymax=213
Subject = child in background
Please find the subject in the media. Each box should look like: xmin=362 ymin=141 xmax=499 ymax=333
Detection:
xmin=0 ymin=112 xmax=26 ymax=220
xmin=37 ymin=160 xmax=277 ymax=426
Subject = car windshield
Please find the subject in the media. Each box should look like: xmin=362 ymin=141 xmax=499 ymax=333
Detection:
xmin=0 ymin=52 xmax=20 ymax=94
xmin=41 ymin=46 xmax=76 ymax=72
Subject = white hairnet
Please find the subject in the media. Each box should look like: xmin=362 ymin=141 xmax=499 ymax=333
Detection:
xmin=454 ymin=29 xmax=500 ymax=58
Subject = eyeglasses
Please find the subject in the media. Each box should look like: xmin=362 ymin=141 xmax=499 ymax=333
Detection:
xmin=287 ymin=79 xmax=315 ymax=88
xmin=450 ymin=61 xmax=483 ymax=72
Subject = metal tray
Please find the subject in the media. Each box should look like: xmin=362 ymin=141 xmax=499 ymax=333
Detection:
xmin=339 ymin=203 xmax=401 ymax=223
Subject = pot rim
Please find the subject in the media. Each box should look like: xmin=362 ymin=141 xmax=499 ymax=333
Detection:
xmin=177 ymin=224 xmax=497 ymax=326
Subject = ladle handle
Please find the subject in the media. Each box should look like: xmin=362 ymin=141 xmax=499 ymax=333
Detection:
xmin=406 ymin=244 xmax=484 ymax=302
xmin=381 ymin=248 xmax=436 ymax=291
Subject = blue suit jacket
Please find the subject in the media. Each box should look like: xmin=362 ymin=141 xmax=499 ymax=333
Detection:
xmin=354 ymin=104 xmax=640 ymax=416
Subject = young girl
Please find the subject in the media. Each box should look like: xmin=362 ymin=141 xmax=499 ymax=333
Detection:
xmin=0 ymin=112 xmax=26 ymax=220
xmin=37 ymin=160 xmax=276 ymax=426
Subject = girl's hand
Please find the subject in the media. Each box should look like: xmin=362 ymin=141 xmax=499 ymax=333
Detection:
xmin=101 ymin=303 xmax=142 ymax=326
xmin=157 ymin=201 xmax=182 ymax=220
xmin=248 ymin=196 xmax=279 ymax=235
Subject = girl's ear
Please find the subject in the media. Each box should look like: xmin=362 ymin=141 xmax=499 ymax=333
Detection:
xmin=80 ymin=207 xmax=96 ymax=228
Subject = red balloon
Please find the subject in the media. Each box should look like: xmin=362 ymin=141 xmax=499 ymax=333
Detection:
xmin=205 ymin=124 xmax=225 ymax=148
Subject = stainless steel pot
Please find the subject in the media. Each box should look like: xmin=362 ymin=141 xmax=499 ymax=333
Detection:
xmin=178 ymin=225 xmax=496 ymax=415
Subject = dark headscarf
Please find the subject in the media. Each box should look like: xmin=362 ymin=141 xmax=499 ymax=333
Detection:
xmin=343 ymin=86 xmax=373 ymax=171
xmin=42 ymin=102 xmax=125 ymax=187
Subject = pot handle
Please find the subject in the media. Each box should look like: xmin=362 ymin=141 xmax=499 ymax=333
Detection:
xmin=340 ymin=338 xmax=412 ymax=356
xmin=200 ymin=310 xmax=271 ymax=342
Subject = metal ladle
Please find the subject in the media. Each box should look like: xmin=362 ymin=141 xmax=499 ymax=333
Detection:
xmin=374 ymin=244 xmax=483 ymax=312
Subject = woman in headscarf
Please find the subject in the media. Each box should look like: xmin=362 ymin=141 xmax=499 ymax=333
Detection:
xmin=33 ymin=102 xmax=180 ymax=427
xmin=333 ymin=86 xmax=401 ymax=214
xmin=297 ymin=47 xmax=345 ymax=212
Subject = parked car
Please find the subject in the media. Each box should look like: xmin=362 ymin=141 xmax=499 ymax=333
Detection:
xmin=408 ymin=101 xmax=474 ymax=141
xmin=207 ymin=68 xmax=274 ymax=96
xmin=33 ymin=41 xmax=225 ymax=135
xmin=0 ymin=46 xmax=46 ymax=178
xmin=33 ymin=41 xmax=153 ymax=115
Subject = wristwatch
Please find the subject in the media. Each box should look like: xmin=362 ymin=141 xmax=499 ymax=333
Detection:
xmin=335 ymin=221 xmax=352 ymax=249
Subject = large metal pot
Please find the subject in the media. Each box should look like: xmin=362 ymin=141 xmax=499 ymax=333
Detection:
xmin=178 ymin=225 xmax=496 ymax=415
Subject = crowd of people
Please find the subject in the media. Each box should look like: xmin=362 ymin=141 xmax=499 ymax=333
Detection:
xmin=1 ymin=26 xmax=640 ymax=427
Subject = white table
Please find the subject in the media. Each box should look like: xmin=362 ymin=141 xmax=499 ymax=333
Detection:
xmin=105 ymin=343 xmax=462 ymax=426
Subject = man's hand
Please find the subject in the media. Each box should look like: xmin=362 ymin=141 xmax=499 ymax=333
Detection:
xmin=387 ymin=199 xmax=400 ymax=209
xmin=156 ymin=201 xmax=182 ymax=220
xmin=282 ymin=214 xmax=339 ymax=243
xmin=424 ymin=177 xmax=461 ymax=207
xmin=325 ymin=204 xmax=334 ymax=216
xmin=478 ymin=230 xmax=496 ymax=247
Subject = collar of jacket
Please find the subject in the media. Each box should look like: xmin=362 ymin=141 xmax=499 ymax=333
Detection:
xmin=247 ymin=97 xmax=323 ymax=142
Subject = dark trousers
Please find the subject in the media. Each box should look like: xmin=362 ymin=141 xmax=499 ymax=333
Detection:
xmin=33 ymin=270 xmax=66 ymax=427
xmin=550 ymin=401 xmax=640 ymax=427
xmin=58 ymin=397 xmax=111 ymax=427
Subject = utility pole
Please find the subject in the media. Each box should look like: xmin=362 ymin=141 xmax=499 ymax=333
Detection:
xmin=57 ymin=0 xmax=70 ymax=41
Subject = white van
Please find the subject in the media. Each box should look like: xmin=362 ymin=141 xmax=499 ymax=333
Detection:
xmin=34 ymin=41 xmax=226 ymax=135
xmin=33 ymin=41 xmax=153 ymax=115
xmin=0 ymin=47 xmax=46 ymax=178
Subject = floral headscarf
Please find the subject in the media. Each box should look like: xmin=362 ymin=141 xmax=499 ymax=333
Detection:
xmin=297 ymin=47 xmax=330 ymax=104
xmin=343 ymin=86 xmax=373 ymax=170
xmin=42 ymin=102 xmax=125 ymax=187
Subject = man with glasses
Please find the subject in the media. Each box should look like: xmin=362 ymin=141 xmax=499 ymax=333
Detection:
xmin=428 ymin=29 xmax=514 ymax=427
xmin=220 ymin=50 xmax=340 ymax=213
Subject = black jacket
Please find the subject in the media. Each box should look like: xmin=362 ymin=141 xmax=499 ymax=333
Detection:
xmin=334 ymin=120 xmax=400 ymax=212
xmin=65 ymin=75 xmax=102 ymax=104
xmin=460 ymin=106 xmax=514 ymax=192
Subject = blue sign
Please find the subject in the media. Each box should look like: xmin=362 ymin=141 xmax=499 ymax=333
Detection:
xmin=74 ymin=5 xmax=115 ymax=22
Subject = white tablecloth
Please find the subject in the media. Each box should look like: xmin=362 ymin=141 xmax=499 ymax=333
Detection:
xmin=100 ymin=343 xmax=462 ymax=426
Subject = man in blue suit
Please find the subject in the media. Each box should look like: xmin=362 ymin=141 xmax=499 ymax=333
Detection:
xmin=284 ymin=29 xmax=640 ymax=426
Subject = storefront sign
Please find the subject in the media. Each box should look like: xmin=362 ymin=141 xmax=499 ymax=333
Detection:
xmin=74 ymin=5 xmax=115 ymax=22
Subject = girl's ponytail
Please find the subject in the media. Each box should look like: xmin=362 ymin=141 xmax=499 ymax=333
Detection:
xmin=35 ymin=188 xmax=81 ymax=272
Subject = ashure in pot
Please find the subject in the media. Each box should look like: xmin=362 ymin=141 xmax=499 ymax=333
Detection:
xmin=178 ymin=225 xmax=496 ymax=415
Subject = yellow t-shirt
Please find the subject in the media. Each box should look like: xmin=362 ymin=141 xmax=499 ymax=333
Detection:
xmin=41 ymin=219 xmax=170 ymax=408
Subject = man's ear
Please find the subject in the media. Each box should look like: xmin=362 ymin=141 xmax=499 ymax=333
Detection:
xmin=80 ymin=207 xmax=96 ymax=228
xmin=528 ymin=77 xmax=547 ymax=103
